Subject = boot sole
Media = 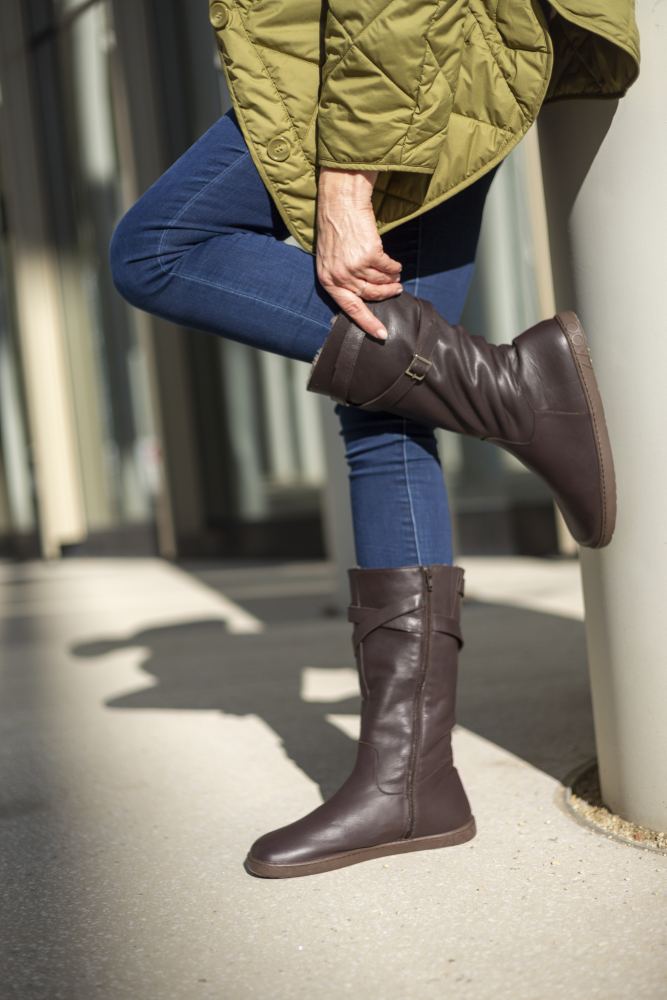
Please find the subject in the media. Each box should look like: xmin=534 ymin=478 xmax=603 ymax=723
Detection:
xmin=244 ymin=816 xmax=477 ymax=879
xmin=554 ymin=311 xmax=617 ymax=548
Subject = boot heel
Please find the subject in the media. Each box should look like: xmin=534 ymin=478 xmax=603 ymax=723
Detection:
xmin=408 ymin=816 xmax=477 ymax=851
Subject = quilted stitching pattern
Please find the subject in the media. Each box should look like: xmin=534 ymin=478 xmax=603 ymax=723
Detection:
xmin=316 ymin=0 xmax=464 ymax=171
xmin=210 ymin=0 xmax=640 ymax=253
xmin=545 ymin=13 xmax=637 ymax=99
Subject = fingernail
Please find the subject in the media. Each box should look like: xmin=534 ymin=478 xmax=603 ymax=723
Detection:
xmin=377 ymin=327 xmax=388 ymax=340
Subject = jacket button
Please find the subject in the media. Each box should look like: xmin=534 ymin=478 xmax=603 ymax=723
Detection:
xmin=209 ymin=3 xmax=230 ymax=29
xmin=267 ymin=135 xmax=291 ymax=161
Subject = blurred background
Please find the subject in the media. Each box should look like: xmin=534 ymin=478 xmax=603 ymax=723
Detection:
xmin=0 ymin=0 xmax=565 ymax=565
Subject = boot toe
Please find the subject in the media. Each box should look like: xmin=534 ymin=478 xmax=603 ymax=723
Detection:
xmin=245 ymin=818 xmax=326 ymax=874
xmin=246 ymin=827 xmax=294 ymax=867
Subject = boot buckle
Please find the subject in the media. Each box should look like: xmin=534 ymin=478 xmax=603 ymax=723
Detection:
xmin=405 ymin=353 xmax=432 ymax=381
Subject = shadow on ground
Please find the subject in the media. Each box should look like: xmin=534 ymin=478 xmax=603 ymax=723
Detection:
xmin=71 ymin=597 xmax=594 ymax=798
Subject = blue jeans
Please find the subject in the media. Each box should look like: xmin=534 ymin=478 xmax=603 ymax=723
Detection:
xmin=110 ymin=108 xmax=497 ymax=569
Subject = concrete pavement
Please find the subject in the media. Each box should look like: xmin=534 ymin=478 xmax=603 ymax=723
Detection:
xmin=1 ymin=556 xmax=665 ymax=1000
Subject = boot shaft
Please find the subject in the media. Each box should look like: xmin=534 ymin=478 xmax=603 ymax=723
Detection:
xmin=245 ymin=563 xmax=474 ymax=874
xmin=347 ymin=564 xmax=464 ymax=794
xmin=308 ymin=291 xmax=587 ymax=442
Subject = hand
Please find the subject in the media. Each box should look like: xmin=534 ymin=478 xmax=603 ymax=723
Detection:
xmin=315 ymin=167 xmax=403 ymax=340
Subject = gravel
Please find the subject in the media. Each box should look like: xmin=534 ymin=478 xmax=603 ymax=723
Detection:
xmin=567 ymin=760 xmax=667 ymax=853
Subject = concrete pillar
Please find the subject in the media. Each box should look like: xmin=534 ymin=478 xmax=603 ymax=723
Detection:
xmin=538 ymin=1 xmax=667 ymax=831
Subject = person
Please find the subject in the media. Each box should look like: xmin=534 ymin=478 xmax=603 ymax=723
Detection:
xmin=109 ymin=0 xmax=640 ymax=878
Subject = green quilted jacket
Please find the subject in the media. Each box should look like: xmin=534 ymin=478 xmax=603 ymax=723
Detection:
xmin=208 ymin=0 xmax=640 ymax=254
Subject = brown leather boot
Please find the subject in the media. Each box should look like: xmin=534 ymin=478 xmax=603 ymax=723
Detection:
xmin=308 ymin=292 xmax=616 ymax=548
xmin=245 ymin=564 xmax=475 ymax=878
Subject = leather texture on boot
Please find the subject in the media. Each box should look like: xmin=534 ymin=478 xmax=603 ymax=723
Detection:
xmin=245 ymin=564 xmax=475 ymax=878
xmin=308 ymin=292 xmax=616 ymax=548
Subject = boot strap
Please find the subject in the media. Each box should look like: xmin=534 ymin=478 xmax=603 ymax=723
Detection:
xmin=347 ymin=594 xmax=422 ymax=649
xmin=432 ymin=614 xmax=464 ymax=647
xmin=330 ymin=298 xmax=441 ymax=408
xmin=348 ymin=599 xmax=463 ymax=649
xmin=364 ymin=299 xmax=442 ymax=410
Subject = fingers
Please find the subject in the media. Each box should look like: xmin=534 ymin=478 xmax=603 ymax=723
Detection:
xmin=318 ymin=251 xmax=404 ymax=338
xmin=328 ymin=286 xmax=390 ymax=340
xmin=353 ymin=266 xmax=400 ymax=285
xmin=359 ymin=280 xmax=403 ymax=302
xmin=350 ymin=257 xmax=403 ymax=300
xmin=325 ymin=258 xmax=402 ymax=292
xmin=374 ymin=249 xmax=403 ymax=276
xmin=314 ymin=203 xmax=404 ymax=337
xmin=347 ymin=249 xmax=403 ymax=286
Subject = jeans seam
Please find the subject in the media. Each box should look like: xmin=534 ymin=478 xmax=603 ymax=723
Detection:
xmin=156 ymin=150 xmax=251 ymax=274
xmin=401 ymin=417 xmax=422 ymax=565
xmin=168 ymin=266 xmax=332 ymax=330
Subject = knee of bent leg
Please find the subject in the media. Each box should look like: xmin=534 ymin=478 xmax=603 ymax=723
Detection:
xmin=109 ymin=205 xmax=162 ymax=310
xmin=109 ymin=209 xmax=143 ymax=306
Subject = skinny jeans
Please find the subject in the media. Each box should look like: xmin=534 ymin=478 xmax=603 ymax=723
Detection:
xmin=110 ymin=107 xmax=497 ymax=568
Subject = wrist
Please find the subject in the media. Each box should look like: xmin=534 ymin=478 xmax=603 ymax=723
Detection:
xmin=318 ymin=167 xmax=378 ymax=206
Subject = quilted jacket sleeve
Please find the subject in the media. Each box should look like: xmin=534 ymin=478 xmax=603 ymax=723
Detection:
xmin=317 ymin=0 xmax=465 ymax=173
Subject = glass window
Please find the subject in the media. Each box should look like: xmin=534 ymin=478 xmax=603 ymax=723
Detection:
xmin=0 ymin=170 xmax=38 ymax=551
xmin=26 ymin=0 xmax=159 ymax=544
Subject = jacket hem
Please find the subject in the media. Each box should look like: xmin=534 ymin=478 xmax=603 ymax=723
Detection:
xmin=214 ymin=49 xmax=316 ymax=255
xmin=317 ymin=160 xmax=434 ymax=175
xmin=544 ymin=0 xmax=641 ymax=70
